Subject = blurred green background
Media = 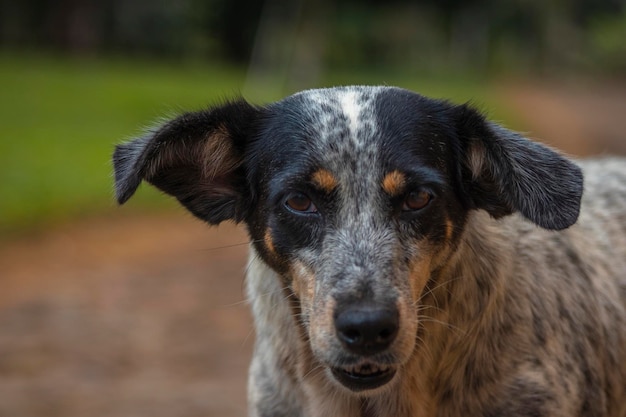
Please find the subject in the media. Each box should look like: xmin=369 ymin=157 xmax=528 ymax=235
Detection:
xmin=1 ymin=0 xmax=625 ymax=236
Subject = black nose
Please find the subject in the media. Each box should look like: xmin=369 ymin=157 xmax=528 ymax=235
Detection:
xmin=334 ymin=304 xmax=399 ymax=355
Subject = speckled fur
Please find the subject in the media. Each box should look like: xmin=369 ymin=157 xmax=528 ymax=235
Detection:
xmin=113 ymin=86 xmax=626 ymax=417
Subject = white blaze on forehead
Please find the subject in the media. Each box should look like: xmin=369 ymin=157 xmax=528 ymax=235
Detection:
xmin=292 ymin=87 xmax=388 ymax=225
xmin=339 ymin=90 xmax=361 ymax=136
xmin=292 ymin=86 xmax=386 ymax=149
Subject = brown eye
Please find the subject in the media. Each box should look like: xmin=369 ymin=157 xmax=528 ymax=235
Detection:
xmin=402 ymin=190 xmax=432 ymax=211
xmin=285 ymin=193 xmax=318 ymax=213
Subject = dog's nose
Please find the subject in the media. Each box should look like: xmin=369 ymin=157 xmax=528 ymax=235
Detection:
xmin=334 ymin=304 xmax=399 ymax=355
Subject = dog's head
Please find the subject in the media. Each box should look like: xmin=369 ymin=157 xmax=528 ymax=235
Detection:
xmin=113 ymin=86 xmax=583 ymax=394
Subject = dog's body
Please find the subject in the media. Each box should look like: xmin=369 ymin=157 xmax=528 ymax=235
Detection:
xmin=113 ymin=86 xmax=626 ymax=417
xmin=247 ymin=158 xmax=626 ymax=417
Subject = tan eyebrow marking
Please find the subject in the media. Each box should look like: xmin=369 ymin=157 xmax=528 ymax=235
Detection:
xmin=382 ymin=170 xmax=407 ymax=196
xmin=264 ymin=228 xmax=276 ymax=255
xmin=311 ymin=169 xmax=338 ymax=193
xmin=445 ymin=219 xmax=454 ymax=241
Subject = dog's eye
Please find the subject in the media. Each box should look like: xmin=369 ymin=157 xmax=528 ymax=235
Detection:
xmin=285 ymin=193 xmax=318 ymax=213
xmin=402 ymin=190 xmax=432 ymax=211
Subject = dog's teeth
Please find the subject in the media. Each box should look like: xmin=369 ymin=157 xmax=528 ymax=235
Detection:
xmin=342 ymin=363 xmax=389 ymax=376
xmin=365 ymin=365 xmax=377 ymax=374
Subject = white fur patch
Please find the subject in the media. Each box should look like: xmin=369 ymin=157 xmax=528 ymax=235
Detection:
xmin=339 ymin=90 xmax=361 ymax=138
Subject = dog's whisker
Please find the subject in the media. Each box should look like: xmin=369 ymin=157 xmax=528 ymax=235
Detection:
xmin=412 ymin=332 xmax=433 ymax=357
xmin=220 ymin=298 xmax=249 ymax=308
xmin=197 ymin=239 xmax=263 ymax=251
xmin=241 ymin=324 xmax=256 ymax=350
xmin=416 ymin=276 xmax=463 ymax=305
xmin=302 ymin=363 xmax=325 ymax=380
xmin=417 ymin=315 xmax=466 ymax=336
xmin=415 ymin=303 xmax=445 ymax=316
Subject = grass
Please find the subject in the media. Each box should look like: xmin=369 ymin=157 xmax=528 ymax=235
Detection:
xmin=0 ymin=53 xmax=507 ymax=235
xmin=0 ymin=54 xmax=251 ymax=234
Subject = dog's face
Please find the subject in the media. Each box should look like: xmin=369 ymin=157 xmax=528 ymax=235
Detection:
xmin=113 ymin=86 xmax=582 ymax=395
xmin=245 ymin=88 xmax=470 ymax=392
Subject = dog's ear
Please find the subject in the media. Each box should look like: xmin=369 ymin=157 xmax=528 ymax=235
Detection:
xmin=113 ymin=100 xmax=260 ymax=224
xmin=454 ymin=104 xmax=583 ymax=230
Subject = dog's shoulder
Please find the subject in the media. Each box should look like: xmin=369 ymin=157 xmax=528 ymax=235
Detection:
xmin=573 ymin=157 xmax=626 ymax=278
xmin=451 ymin=158 xmax=626 ymax=417
xmin=579 ymin=157 xmax=626 ymax=214
xmin=498 ymin=157 xmax=626 ymax=267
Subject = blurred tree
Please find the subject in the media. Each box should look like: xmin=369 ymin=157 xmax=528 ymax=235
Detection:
xmin=202 ymin=0 xmax=265 ymax=62
xmin=0 ymin=0 xmax=624 ymax=75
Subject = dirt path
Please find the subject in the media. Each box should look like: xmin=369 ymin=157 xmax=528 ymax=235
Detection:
xmin=0 ymin=82 xmax=624 ymax=417
xmin=0 ymin=213 xmax=252 ymax=417
xmin=497 ymin=81 xmax=626 ymax=156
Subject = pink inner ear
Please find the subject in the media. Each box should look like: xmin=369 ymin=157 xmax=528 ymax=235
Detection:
xmin=466 ymin=139 xmax=486 ymax=180
xmin=200 ymin=127 xmax=243 ymax=180
xmin=114 ymin=99 xmax=259 ymax=223
xmin=144 ymin=127 xmax=242 ymax=184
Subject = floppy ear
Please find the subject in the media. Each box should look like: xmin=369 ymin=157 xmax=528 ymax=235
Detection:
xmin=455 ymin=104 xmax=583 ymax=230
xmin=112 ymin=100 xmax=260 ymax=224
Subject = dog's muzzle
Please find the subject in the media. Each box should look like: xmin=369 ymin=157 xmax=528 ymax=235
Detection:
xmin=331 ymin=362 xmax=397 ymax=391
xmin=331 ymin=303 xmax=399 ymax=391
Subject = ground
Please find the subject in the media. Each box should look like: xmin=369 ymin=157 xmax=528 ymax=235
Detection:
xmin=0 ymin=214 xmax=252 ymax=417
xmin=1 ymin=82 xmax=624 ymax=417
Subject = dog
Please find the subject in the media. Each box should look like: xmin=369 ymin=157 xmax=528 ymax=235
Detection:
xmin=113 ymin=86 xmax=626 ymax=417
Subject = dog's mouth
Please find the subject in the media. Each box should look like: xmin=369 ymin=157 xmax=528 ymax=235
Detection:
xmin=331 ymin=362 xmax=396 ymax=392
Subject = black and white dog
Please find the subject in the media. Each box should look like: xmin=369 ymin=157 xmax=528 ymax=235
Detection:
xmin=114 ymin=86 xmax=626 ymax=417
